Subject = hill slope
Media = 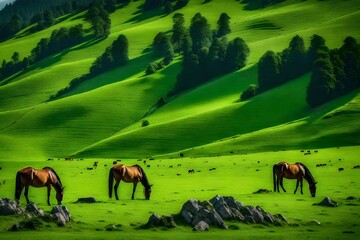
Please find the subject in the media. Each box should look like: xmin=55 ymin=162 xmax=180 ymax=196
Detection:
xmin=0 ymin=0 xmax=359 ymax=160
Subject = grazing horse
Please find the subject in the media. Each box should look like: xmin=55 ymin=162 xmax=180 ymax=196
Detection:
xmin=108 ymin=164 xmax=152 ymax=200
xmin=273 ymin=162 xmax=317 ymax=197
xmin=15 ymin=167 xmax=64 ymax=205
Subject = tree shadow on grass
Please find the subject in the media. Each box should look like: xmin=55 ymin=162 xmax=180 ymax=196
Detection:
xmin=61 ymin=52 xmax=156 ymax=98
xmin=0 ymin=36 xmax=104 ymax=87
xmin=238 ymin=0 xmax=286 ymax=11
xmin=124 ymin=5 xmax=165 ymax=24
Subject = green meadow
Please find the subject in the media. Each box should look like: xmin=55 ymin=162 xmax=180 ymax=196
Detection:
xmin=0 ymin=0 xmax=360 ymax=239
xmin=0 ymin=148 xmax=360 ymax=239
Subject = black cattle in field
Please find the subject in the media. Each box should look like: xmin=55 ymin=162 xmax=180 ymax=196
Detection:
xmin=338 ymin=167 xmax=344 ymax=171
xmin=353 ymin=165 xmax=360 ymax=169
xmin=188 ymin=169 xmax=195 ymax=174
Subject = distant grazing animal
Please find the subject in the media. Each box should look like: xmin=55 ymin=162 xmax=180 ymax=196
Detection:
xmin=273 ymin=162 xmax=317 ymax=197
xmin=338 ymin=167 xmax=344 ymax=171
xmin=316 ymin=163 xmax=327 ymax=167
xmin=353 ymin=165 xmax=360 ymax=169
xmin=15 ymin=167 xmax=64 ymax=205
xmin=113 ymin=160 xmax=118 ymax=165
xmin=108 ymin=164 xmax=152 ymax=200
xmin=147 ymin=165 xmax=150 ymax=168
xmin=188 ymin=169 xmax=195 ymax=174
xmin=93 ymin=161 xmax=98 ymax=169
xmin=87 ymin=167 xmax=93 ymax=170
xmin=209 ymin=168 xmax=216 ymax=171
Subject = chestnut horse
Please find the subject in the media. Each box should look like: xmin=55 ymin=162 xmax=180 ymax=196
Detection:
xmin=273 ymin=162 xmax=317 ymax=197
xmin=108 ymin=164 xmax=152 ymax=200
xmin=15 ymin=167 xmax=64 ymax=205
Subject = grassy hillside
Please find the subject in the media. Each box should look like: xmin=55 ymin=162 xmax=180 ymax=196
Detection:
xmin=0 ymin=0 xmax=359 ymax=160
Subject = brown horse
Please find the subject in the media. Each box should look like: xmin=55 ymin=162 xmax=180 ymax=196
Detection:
xmin=15 ymin=167 xmax=64 ymax=205
xmin=108 ymin=164 xmax=152 ymax=200
xmin=273 ymin=162 xmax=317 ymax=197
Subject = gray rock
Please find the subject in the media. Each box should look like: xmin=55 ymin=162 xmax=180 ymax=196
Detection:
xmin=273 ymin=213 xmax=288 ymax=224
xmin=240 ymin=206 xmax=264 ymax=224
xmin=181 ymin=199 xmax=200 ymax=215
xmin=51 ymin=205 xmax=71 ymax=226
xmin=76 ymin=197 xmax=96 ymax=203
xmin=148 ymin=213 xmax=162 ymax=226
xmin=193 ymin=220 xmax=209 ymax=231
xmin=313 ymin=197 xmax=338 ymax=207
xmin=161 ymin=215 xmax=176 ymax=228
xmin=229 ymin=208 xmax=245 ymax=221
xmin=210 ymin=195 xmax=235 ymax=220
xmin=26 ymin=202 xmax=44 ymax=217
xmin=0 ymin=198 xmax=24 ymax=215
xmin=53 ymin=213 xmax=67 ymax=226
xmin=223 ymin=196 xmax=244 ymax=211
xmin=146 ymin=214 xmax=176 ymax=228
xmin=181 ymin=209 xmax=193 ymax=225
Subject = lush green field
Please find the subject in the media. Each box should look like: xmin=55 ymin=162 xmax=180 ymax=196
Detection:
xmin=0 ymin=0 xmax=360 ymax=159
xmin=0 ymin=147 xmax=360 ymax=239
xmin=0 ymin=0 xmax=360 ymax=239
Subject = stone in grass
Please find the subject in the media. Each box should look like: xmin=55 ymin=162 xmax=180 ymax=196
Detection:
xmin=193 ymin=221 xmax=209 ymax=231
xmin=105 ymin=224 xmax=122 ymax=231
xmin=146 ymin=213 xmax=176 ymax=228
xmin=76 ymin=197 xmax=97 ymax=203
xmin=313 ymin=197 xmax=339 ymax=207
xmin=252 ymin=189 xmax=272 ymax=194
xmin=26 ymin=202 xmax=44 ymax=217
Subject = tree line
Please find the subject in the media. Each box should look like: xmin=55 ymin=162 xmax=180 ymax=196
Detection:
xmin=244 ymin=35 xmax=360 ymax=107
xmin=0 ymin=0 xmax=94 ymax=41
xmin=167 ymin=12 xmax=249 ymax=96
xmin=49 ymin=34 xmax=129 ymax=100
xmin=0 ymin=24 xmax=84 ymax=82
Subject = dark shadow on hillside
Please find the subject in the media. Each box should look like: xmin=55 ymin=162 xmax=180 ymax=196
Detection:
xmin=62 ymin=52 xmax=156 ymax=98
xmin=0 ymin=36 xmax=101 ymax=87
xmin=245 ymin=20 xmax=281 ymax=30
xmin=238 ymin=0 xmax=286 ymax=11
xmin=124 ymin=5 xmax=165 ymax=24
xmin=306 ymin=90 xmax=360 ymax=123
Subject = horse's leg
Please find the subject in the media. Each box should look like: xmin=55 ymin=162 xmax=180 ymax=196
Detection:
xmin=16 ymin=185 xmax=25 ymax=204
xmin=114 ymin=180 xmax=120 ymax=200
xmin=280 ymin=176 xmax=286 ymax=192
xmin=300 ymin=178 xmax=303 ymax=194
xmin=24 ymin=186 xmax=30 ymax=204
xmin=276 ymin=176 xmax=280 ymax=192
xmin=131 ymin=182 xmax=138 ymax=200
xmin=294 ymin=179 xmax=299 ymax=194
xmin=47 ymin=184 xmax=52 ymax=206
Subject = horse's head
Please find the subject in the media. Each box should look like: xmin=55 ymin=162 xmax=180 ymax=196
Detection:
xmin=56 ymin=187 xmax=65 ymax=205
xmin=144 ymin=184 xmax=153 ymax=200
xmin=309 ymin=182 xmax=317 ymax=197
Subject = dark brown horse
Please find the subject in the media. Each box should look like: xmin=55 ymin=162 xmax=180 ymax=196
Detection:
xmin=273 ymin=162 xmax=317 ymax=197
xmin=108 ymin=164 xmax=152 ymax=200
xmin=15 ymin=167 xmax=64 ymax=205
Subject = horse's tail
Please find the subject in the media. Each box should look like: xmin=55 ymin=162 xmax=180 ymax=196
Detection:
xmin=273 ymin=165 xmax=277 ymax=192
xmin=108 ymin=167 xmax=114 ymax=198
xmin=15 ymin=171 xmax=22 ymax=200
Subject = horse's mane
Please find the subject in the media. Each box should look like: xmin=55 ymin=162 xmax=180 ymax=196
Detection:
xmin=43 ymin=167 xmax=63 ymax=187
xmin=296 ymin=162 xmax=316 ymax=184
xmin=135 ymin=165 xmax=150 ymax=187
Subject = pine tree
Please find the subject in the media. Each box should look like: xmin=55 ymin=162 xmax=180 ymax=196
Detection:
xmin=217 ymin=13 xmax=231 ymax=37
xmin=306 ymin=50 xmax=337 ymax=107
xmin=258 ymin=50 xmax=282 ymax=92
xmin=224 ymin=37 xmax=249 ymax=73
xmin=171 ymin=13 xmax=186 ymax=51
xmin=189 ymin=13 xmax=212 ymax=53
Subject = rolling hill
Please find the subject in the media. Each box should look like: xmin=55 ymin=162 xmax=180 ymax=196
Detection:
xmin=0 ymin=0 xmax=359 ymax=160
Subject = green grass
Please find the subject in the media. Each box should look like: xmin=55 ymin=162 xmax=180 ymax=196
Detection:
xmin=0 ymin=0 xmax=360 ymax=159
xmin=0 ymin=147 xmax=359 ymax=239
xmin=0 ymin=1 xmax=360 ymax=238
